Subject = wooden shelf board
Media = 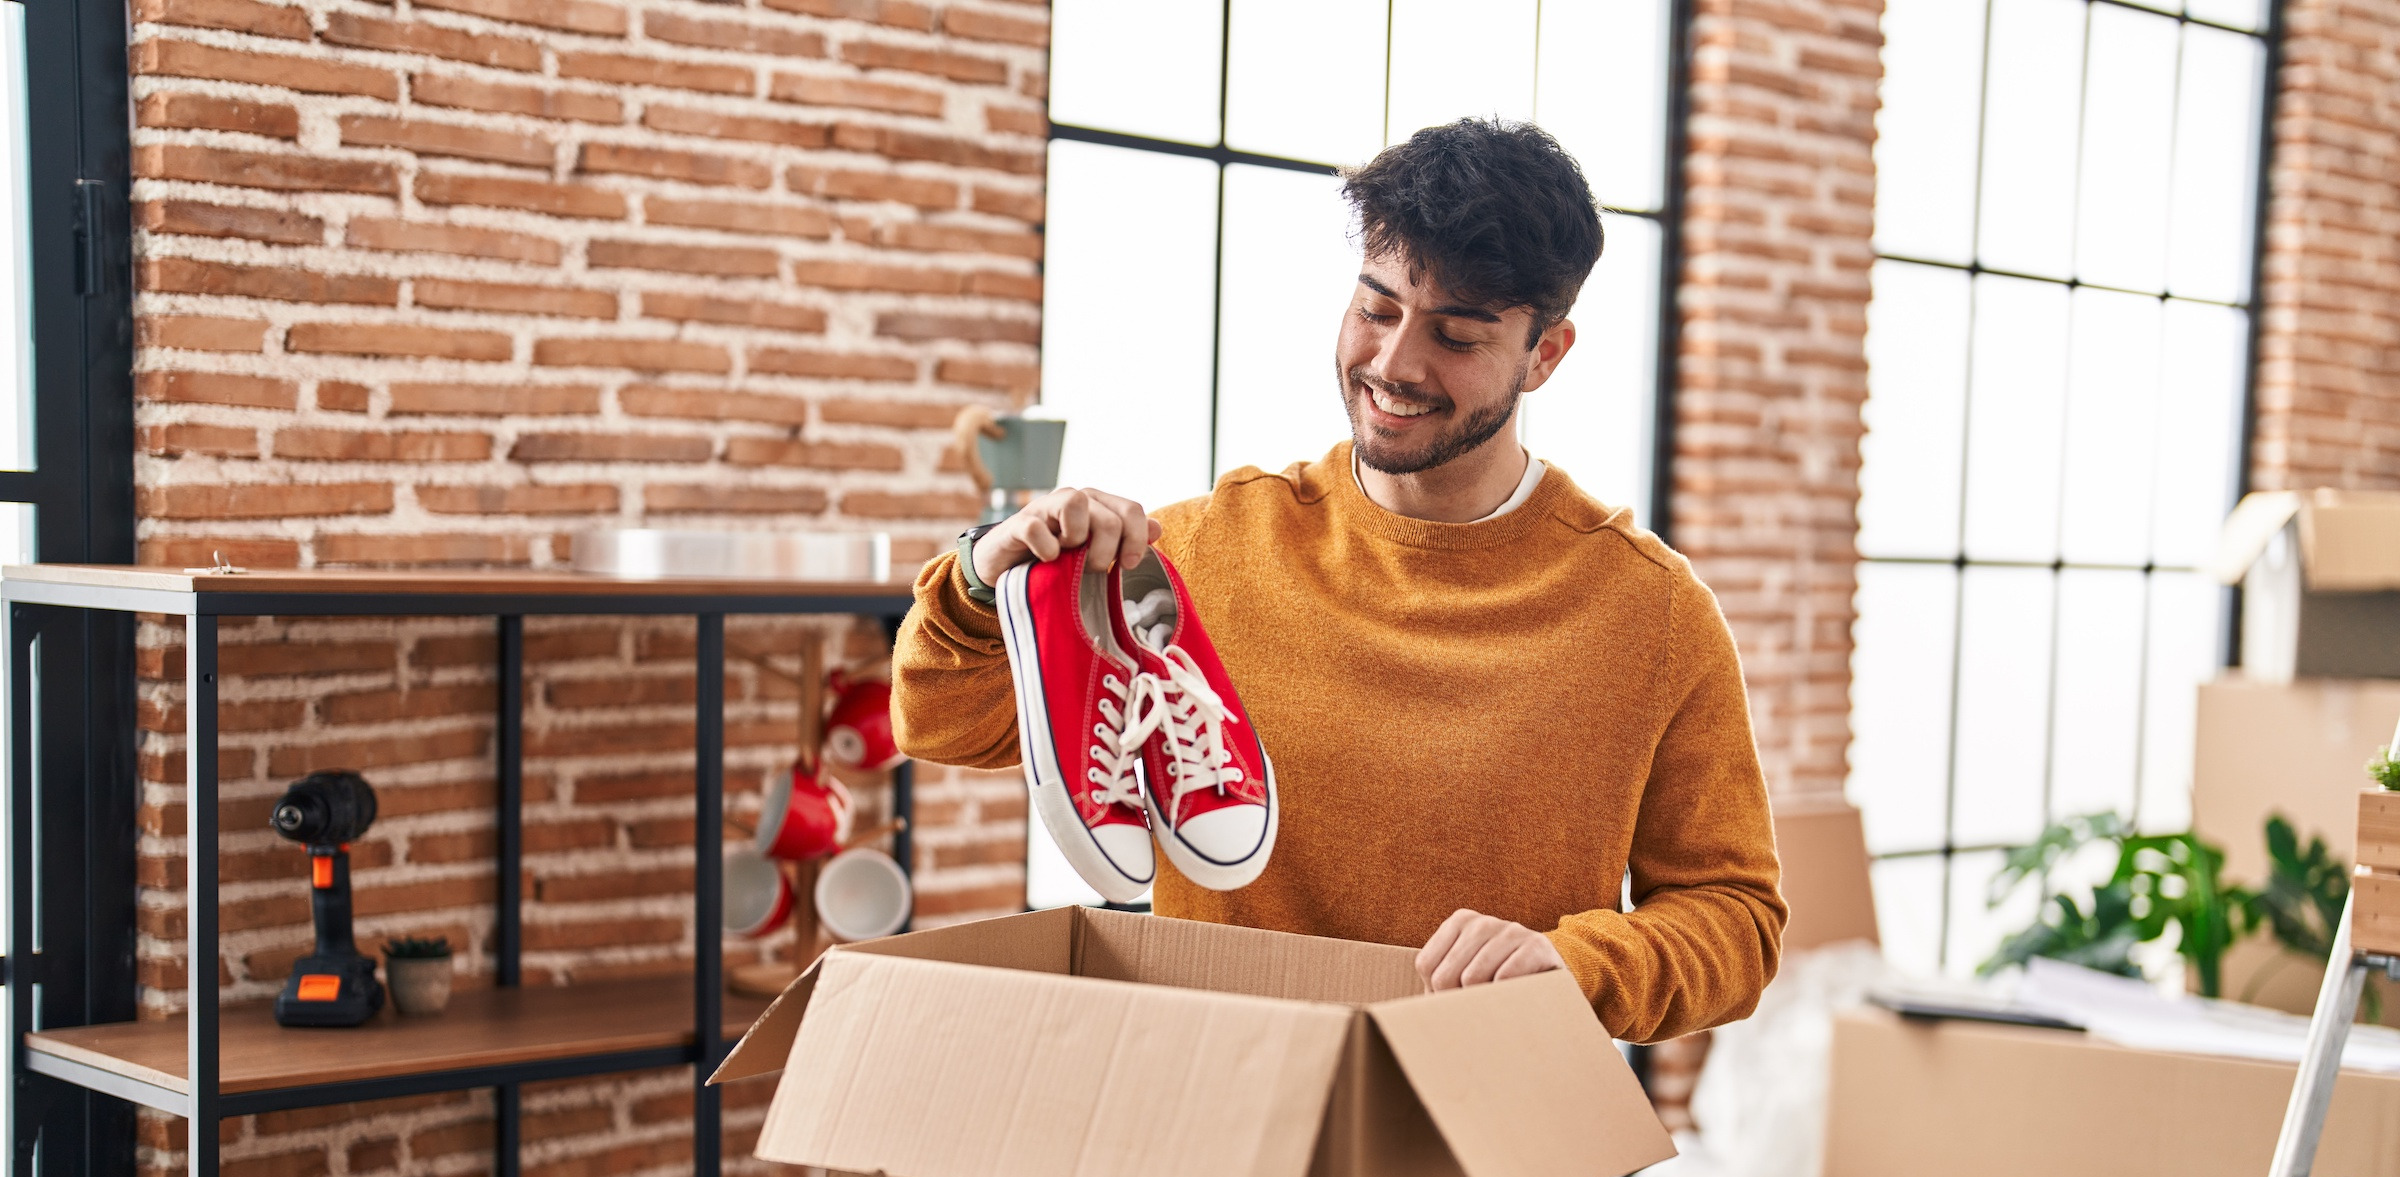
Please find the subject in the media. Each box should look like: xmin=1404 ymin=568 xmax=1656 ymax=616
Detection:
xmin=0 ymin=564 xmax=903 ymax=599
xmin=23 ymin=978 xmax=770 ymax=1096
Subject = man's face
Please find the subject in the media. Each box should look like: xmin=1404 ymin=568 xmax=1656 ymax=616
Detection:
xmin=1335 ymin=252 xmax=1569 ymax=475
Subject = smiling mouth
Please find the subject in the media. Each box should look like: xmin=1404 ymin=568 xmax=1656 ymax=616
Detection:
xmin=1363 ymin=383 xmax=1439 ymax=419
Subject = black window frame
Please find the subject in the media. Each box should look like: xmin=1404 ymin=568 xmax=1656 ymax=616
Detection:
xmin=7 ymin=0 xmax=138 ymax=1173
xmin=1855 ymin=0 xmax=2282 ymax=974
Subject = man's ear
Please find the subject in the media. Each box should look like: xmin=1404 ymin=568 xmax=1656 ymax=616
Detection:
xmin=1519 ymin=318 xmax=1577 ymax=393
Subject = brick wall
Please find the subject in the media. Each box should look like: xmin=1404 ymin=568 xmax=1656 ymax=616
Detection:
xmin=1668 ymin=0 xmax=1879 ymax=804
xmin=124 ymin=0 xmax=1046 ymax=1170
xmin=2250 ymin=0 xmax=2400 ymax=491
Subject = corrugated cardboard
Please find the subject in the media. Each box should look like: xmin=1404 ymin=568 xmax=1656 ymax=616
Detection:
xmin=2213 ymin=489 xmax=2400 ymax=681
xmin=1822 ymin=1007 xmax=2400 ymax=1177
xmin=2193 ymin=676 xmax=2400 ymax=1023
xmin=713 ymin=906 xmax=1674 ymax=1177
xmin=1770 ymin=801 xmax=1879 ymax=953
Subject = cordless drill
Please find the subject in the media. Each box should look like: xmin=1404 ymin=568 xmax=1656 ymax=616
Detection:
xmin=270 ymin=770 xmax=385 ymax=1028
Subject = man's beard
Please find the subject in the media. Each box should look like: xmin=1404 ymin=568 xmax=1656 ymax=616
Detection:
xmin=1341 ymin=363 xmax=1527 ymax=476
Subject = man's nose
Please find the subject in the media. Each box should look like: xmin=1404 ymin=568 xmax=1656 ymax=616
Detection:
xmin=1368 ymin=317 xmax=1434 ymax=388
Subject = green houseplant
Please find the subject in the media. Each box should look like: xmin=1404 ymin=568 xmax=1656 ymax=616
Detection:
xmin=1981 ymin=813 xmax=2247 ymax=997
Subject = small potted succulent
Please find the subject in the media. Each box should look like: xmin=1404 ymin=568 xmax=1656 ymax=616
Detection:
xmin=382 ymin=936 xmax=454 ymax=1015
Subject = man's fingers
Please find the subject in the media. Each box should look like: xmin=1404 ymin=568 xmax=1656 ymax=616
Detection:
xmin=1429 ymin=917 xmax=1501 ymax=991
xmin=1052 ymin=491 xmax=1092 ymax=551
xmin=1457 ymin=930 xmax=1523 ymax=988
xmin=1116 ymin=504 xmax=1150 ymax=572
xmin=1021 ymin=518 xmax=1061 ymax=563
xmin=1086 ymin=507 xmax=1125 ymax=574
xmin=1416 ymin=909 xmax=1476 ymax=981
xmin=1492 ymin=939 xmax=1555 ymax=982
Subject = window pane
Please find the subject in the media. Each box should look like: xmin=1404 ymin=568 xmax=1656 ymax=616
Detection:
xmin=1041 ymin=143 xmax=1219 ymax=512
xmin=1215 ymin=165 xmax=1357 ymax=480
xmin=2139 ymin=571 xmax=2220 ymax=832
xmin=2150 ymin=300 xmax=2245 ymax=568
xmin=0 ymin=5 xmax=29 ymax=473
xmin=1522 ymin=214 xmax=1660 ymax=521
xmin=1848 ymin=561 xmax=1958 ymax=856
xmin=2058 ymin=288 xmax=2162 ymax=566
xmin=1871 ymin=855 xmax=1947 ymax=977
xmin=1860 ymin=260 xmax=1970 ymax=559
xmin=1951 ymin=565 xmax=2055 ymax=849
xmin=2048 ymin=568 xmax=2147 ymax=823
xmin=2074 ymin=5 xmax=2177 ymax=294
xmin=1536 ymin=0 xmax=1667 ymax=213
xmin=1048 ymin=0 xmax=1224 ymax=146
xmin=2167 ymin=25 xmax=2264 ymax=303
xmin=1225 ymin=0 xmax=1388 ymax=166
xmin=1948 ymin=848 xmax=2039 ymax=977
xmin=1874 ymin=0 xmax=1987 ymax=263
xmin=1963 ymin=275 xmax=2070 ymax=563
xmin=2184 ymin=0 xmax=2266 ymax=33
xmin=1977 ymin=0 xmax=2085 ymax=280
xmin=1385 ymin=0 xmax=1538 ymax=144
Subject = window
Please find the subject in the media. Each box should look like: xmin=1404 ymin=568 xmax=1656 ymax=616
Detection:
xmin=1850 ymin=0 xmax=2271 ymax=976
xmin=1033 ymin=0 xmax=1681 ymax=909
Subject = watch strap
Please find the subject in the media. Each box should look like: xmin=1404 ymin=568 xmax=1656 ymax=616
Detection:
xmin=956 ymin=523 xmax=1000 ymax=604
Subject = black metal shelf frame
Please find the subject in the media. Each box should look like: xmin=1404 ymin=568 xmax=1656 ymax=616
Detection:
xmin=4 ymin=580 xmax=918 ymax=1177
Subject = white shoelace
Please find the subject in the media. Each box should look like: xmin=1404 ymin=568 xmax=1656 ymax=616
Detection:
xmin=1122 ymin=644 xmax=1244 ymax=813
xmin=1082 ymin=670 xmax=1148 ymax=810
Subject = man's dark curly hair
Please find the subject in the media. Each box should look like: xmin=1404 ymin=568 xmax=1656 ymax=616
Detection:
xmin=1340 ymin=118 xmax=1603 ymax=349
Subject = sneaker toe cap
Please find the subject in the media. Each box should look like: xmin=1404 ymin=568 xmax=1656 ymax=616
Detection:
xmin=1088 ymin=822 xmax=1155 ymax=882
xmin=1174 ymin=805 xmax=1267 ymax=865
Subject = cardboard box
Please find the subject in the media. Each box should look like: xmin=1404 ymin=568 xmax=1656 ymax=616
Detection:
xmin=2193 ymin=677 xmax=2400 ymax=1022
xmin=1771 ymin=801 xmax=1879 ymax=954
xmin=1823 ymin=1007 xmax=2400 ymax=1177
xmin=2213 ymin=489 xmax=2400 ymax=682
xmin=711 ymin=905 xmax=1674 ymax=1177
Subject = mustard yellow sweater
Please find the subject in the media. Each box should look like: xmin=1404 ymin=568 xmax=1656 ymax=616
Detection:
xmin=892 ymin=443 xmax=1785 ymax=1042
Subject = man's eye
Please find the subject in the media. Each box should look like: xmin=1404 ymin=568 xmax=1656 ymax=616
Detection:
xmin=1435 ymin=332 xmax=1478 ymax=351
xmin=1357 ymin=308 xmax=1396 ymax=323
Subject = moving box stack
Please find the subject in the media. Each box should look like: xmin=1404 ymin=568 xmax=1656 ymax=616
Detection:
xmin=2358 ymin=790 xmax=2400 ymax=957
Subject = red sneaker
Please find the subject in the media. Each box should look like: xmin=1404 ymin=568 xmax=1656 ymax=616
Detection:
xmin=996 ymin=547 xmax=1155 ymax=903
xmin=1117 ymin=551 xmax=1277 ymax=890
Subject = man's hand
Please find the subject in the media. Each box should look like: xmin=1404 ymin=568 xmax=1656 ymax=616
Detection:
xmin=1416 ymin=909 xmax=1567 ymax=991
xmin=972 ymin=487 xmax=1162 ymax=586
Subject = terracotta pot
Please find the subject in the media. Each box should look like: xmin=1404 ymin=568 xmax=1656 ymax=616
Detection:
xmin=386 ymin=955 xmax=454 ymax=1015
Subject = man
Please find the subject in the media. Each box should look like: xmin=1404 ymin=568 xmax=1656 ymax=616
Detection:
xmin=893 ymin=119 xmax=1783 ymax=1043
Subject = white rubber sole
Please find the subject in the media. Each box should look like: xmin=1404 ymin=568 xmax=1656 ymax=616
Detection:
xmin=1148 ymin=752 xmax=1277 ymax=891
xmin=997 ymin=562 xmax=1154 ymax=904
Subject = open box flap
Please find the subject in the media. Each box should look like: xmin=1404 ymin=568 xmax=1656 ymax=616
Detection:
xmin=754 ymin=950 xmax=1354 ymax=1177
xmin=1072 ymin=906 xmax=1427 ymax=1005
xmin=1367 ymin=971 xmax=1674 ymax=1177
xmin=2295 ymin=488 xmax=2400 ymax=591
xmin=710 ymin=905 xmax=1079 ymax=1084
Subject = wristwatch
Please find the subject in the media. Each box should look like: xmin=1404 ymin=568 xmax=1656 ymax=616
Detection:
xmin=956 ymin=522 xmax=1002 ymax=604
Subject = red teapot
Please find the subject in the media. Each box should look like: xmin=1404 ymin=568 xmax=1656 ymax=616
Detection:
xmin=822 ymin=669 xmax=902 ymax=772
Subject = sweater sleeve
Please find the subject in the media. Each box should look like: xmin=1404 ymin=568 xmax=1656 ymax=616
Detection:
xmin=1545 ymin=580 xmax=1788 ymax=1043
xmin=889 ymin=549 xmax=1021 ymax=769
xmin=888 ymin=494 xmax=1214 ymax=770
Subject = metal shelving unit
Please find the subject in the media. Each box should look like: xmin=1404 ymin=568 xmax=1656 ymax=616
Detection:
xmin=2 ymin=565 xmax=917 ymax=1177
